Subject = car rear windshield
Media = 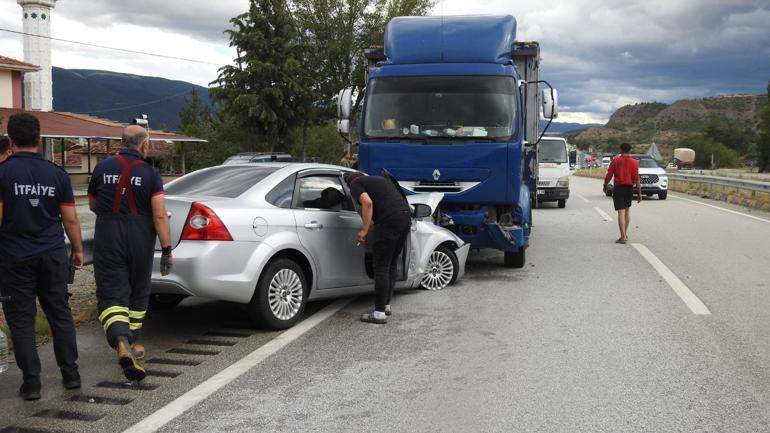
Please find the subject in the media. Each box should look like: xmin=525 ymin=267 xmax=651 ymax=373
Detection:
xmin=165 ymin=166 xmax=280 ymax=198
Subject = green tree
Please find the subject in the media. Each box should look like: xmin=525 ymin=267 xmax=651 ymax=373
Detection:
xmin=757 ymin=81 xmax=770 ymax=172
xmin=704 ymin=119 xmax=751 ymax=154
xmin=679 ymin=134 xmax=740 ymax=169
xmin=291 ymin=0 xmax=434 ymax=120
xmin=211 ymin=0 xmax=313 ymax=152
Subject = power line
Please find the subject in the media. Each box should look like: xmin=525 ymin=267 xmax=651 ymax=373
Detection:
xmin=87 ymin=89 xmax=197 ymax=114
xmin=0 ymin=28 xmax=222 ymax=66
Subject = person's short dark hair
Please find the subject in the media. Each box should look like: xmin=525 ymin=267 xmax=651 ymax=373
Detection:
xmin=0 ymin=136 xmax=9 ymax=153
xmin=620 ymin=142 xmax=631 ymax=153
xmin=7 ymin=113 xmax=41 ymax=148
xmin=342 ymin=150 xmax=349 ymax=157
xmin=343 ymin=171 xmax=364 ymax=186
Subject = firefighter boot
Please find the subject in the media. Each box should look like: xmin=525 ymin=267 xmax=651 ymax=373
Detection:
xmin=116 ymin=337 xmax=146 ymax=382
xmin=131 ymin=343 xmax=146 ymax=361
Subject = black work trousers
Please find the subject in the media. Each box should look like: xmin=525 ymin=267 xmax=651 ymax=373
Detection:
xmin=372 ymin=211 xmax=411 ymax=312
xmin=0 ymin=248 xmax=78 ymax=387
xmin=93 ymin=215 xmax=156 ymax=348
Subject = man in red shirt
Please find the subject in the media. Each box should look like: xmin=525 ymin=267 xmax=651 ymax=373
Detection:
xmin=603 ymin=143 xmax=641 ymax=243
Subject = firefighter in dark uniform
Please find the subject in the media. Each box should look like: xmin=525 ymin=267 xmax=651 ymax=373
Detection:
xmin=88 ymin=125 xmax=172 ymax=382
xmin=0 ymin=113 xmax=84 ymax=400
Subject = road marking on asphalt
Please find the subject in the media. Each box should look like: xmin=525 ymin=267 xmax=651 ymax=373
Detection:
xmin=631 ymin=243 xmax=711 ymax=315
xmin=577 ymin=194 xmax=590 ymax=203
xmin=594 ymin=207 xmax=613 ymax=221
xmin=122 ymin=298 xmax=352 ymax=433
xmin=670 ymin=194 xmax=770 ymax=224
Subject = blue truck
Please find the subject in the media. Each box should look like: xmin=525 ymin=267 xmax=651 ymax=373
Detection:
xmin=337 ymin=15 xmax=558 ymax=267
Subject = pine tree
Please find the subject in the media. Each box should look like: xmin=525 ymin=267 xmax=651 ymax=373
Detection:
xmin=210 ymin=0 xmax=312 ymax=152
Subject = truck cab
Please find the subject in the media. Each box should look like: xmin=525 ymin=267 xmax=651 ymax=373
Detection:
xmin=537 ymin=137 xmax=570 ymax=208
xmin=337 ymin=15 xmax=557 ymax=268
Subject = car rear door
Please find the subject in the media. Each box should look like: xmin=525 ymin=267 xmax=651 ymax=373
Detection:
xmin=292 ymin=170 xmax=369 ymax=289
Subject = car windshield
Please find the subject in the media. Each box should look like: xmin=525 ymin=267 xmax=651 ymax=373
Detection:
xmin=636 ymin=158 xmax=660 ymax=168
xmin=165 ymin=166 xmax=280 ymax=198
xmin=363 ymin=75 xmax=517 ymax=142
xmin=222 ymin=155 xmax=256 ymax=164
xmin=538 ymin=140 xmax=568 ymax=163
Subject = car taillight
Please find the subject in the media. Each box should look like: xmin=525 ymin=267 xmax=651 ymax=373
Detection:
xmin=181 ymin=202 xmax=233 ymax=241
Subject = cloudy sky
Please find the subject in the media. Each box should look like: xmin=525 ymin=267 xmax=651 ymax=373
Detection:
xmin=1 ymin=0 xmax=768 ymax=124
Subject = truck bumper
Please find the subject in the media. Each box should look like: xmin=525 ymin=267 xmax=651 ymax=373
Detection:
xmin=537 ymin=187 xmax=570 ymax=202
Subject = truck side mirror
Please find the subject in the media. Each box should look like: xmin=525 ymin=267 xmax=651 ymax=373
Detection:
xmin=412 ymin=203 xmax=432 ymax=219
xmin=337 ymin=87 xmax=355 ymax=120
xmin=541 ymin=88 xmax=559 ymax=119
xmin=337 ymin=119 xmax=350 ymax=134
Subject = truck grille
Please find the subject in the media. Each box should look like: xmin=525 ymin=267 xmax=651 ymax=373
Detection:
xmin=413 ymin=181 xmax=463 ymax=193
xmin=537 ymin=180 xmax=552 ymax=187
xmin=640 ymin=174 xmax=659 ymax=184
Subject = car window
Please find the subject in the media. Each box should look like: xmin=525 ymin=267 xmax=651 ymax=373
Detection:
xmin=295 ymin=175 xmax=353 ymax=211
xmin=165 ymin=166 xmax=280 ymax=198
xmin=266 ymin=174 xmax=296 ymax=208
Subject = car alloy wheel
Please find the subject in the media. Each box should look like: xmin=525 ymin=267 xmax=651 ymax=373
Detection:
xmin=421 ymin=247 xmax=457 ymax=291
xmin=268 ymin=268 xmax=304 ymax=321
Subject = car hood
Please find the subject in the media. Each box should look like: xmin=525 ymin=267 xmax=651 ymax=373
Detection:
xmin=639 ymin=167 xmax=666 ymax=175
xmin=407 ymin=192 xmax=444 ymax=213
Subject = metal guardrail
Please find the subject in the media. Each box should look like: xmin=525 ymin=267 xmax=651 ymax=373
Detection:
xmin=667 ymin=173 xmax=770 ymax=193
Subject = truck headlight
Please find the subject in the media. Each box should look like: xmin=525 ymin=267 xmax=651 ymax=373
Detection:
xmin=557 ymin=176 xmax=570 ymax=187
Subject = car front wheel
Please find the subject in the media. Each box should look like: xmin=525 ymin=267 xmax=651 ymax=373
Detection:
xmin=250 ymin=258 xmax=307 ymax=330
xmin=421 ymin=246 xmax=458 ymax=290
xmin=658 ymin=191 xmax=667 ymax=200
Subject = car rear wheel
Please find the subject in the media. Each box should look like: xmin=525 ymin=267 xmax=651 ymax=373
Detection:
xmin=250 ymin=258 xmax=307 ymax=330
xmin=420 ymin=246 xmax=458 ymax=290
xmin=658 ymin=191 xmax=667 ymax=200
xmin=148 ymin=294 xmax=185 ymax=311
xmin=504 ymin=249 xmax=526 ymax=268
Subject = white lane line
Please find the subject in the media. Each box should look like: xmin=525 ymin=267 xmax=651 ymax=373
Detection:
xmin=631 ymin=243 xmax=711 ymax=316
xmin=593 ymin=207 xmax=613 ymax=221
xmin=670 ymin=194 xmax=770 ymax=224
xmin=122 ymin=298 xmax=352 ymax=433
xmin=577 ymin=194 xmax=590 ymax=203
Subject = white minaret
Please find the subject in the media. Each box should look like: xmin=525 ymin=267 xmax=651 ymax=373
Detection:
xmin=18 ymin=0 xmax=57 ymax=111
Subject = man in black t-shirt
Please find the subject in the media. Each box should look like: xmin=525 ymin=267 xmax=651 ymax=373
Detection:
xmin=344 ymin=171 xmax=411 ymax=324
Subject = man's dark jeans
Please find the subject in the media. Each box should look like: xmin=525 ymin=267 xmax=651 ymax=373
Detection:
xmin=372 ymin=211 xmax=411 ymax=312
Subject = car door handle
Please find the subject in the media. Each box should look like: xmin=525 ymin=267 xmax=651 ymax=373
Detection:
xmin=304 ymin=222 xmax=324 ymax=230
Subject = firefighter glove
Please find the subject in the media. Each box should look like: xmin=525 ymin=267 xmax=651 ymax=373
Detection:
xmin=161 ymin=246 xmax=173 ymax=276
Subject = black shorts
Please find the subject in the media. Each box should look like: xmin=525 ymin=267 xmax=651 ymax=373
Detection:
xmin=613 ymin=185 xmax=634 ymax=210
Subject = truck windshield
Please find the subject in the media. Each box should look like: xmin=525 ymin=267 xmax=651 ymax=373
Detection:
xmin=538 ymin=140 xmax=568 ymax=163
xmin=363 ymin=76 xmax=517 ymax=141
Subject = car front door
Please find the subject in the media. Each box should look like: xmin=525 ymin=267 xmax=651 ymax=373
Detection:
xmin=292 ymin=171 xmax=369 ymax=289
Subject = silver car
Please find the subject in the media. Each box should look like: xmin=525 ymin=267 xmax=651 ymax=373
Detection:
xmin=150 ymin=163 xmax=470 ymax=329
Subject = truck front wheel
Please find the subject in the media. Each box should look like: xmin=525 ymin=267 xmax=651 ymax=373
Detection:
xmin=504 ymin=249 xmax=526 ymax=268
xmin=558 ymin=199 xmax=566 ymax=208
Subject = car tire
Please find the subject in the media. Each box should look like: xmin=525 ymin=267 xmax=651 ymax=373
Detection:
xmin=504 ymin=249 xmax=525 ymax=268
xmin=420 ymin=245 xmax=458 ymax=290
xmin=658 ymin=191 xmax=667 ymax=200
xmin=148 ymin=294 xmax=185 ymax=311
xmin=558 ymin=199 xmax=566 ymax=208
xmin=250 ymin=258 xmax=308 ymax=330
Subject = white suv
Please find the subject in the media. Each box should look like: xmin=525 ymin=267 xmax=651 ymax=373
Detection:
xmin=606 ymin=155 xmax=668 ymax=200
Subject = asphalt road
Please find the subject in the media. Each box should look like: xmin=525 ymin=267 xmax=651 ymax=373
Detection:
xmin=2 ymin=175 xmax=770 ymax=433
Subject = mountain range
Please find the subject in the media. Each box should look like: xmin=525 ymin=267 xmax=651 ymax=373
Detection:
xmin=51 ymin=67 xmax=602 ymax=134
xmin=52 ymin=67 xmax=211 ymax=130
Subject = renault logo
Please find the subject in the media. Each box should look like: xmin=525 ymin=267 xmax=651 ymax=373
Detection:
xmin=433 ymin=169 xmax=441 ymax=181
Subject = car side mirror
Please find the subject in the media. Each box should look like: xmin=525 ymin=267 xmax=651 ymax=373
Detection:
xmin=412 ymin=203 xmax=432 ymax=219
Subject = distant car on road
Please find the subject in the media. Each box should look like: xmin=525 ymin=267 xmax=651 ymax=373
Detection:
xmin=222 ymin=152 xmax=293 ymax=165
xmin=601 ymin=156 xmax=611 ymax=168
xmin=606 ymin=155 xmax=668 ymax=200
xmin=149 ymin=163 xmax=470 ymax=329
